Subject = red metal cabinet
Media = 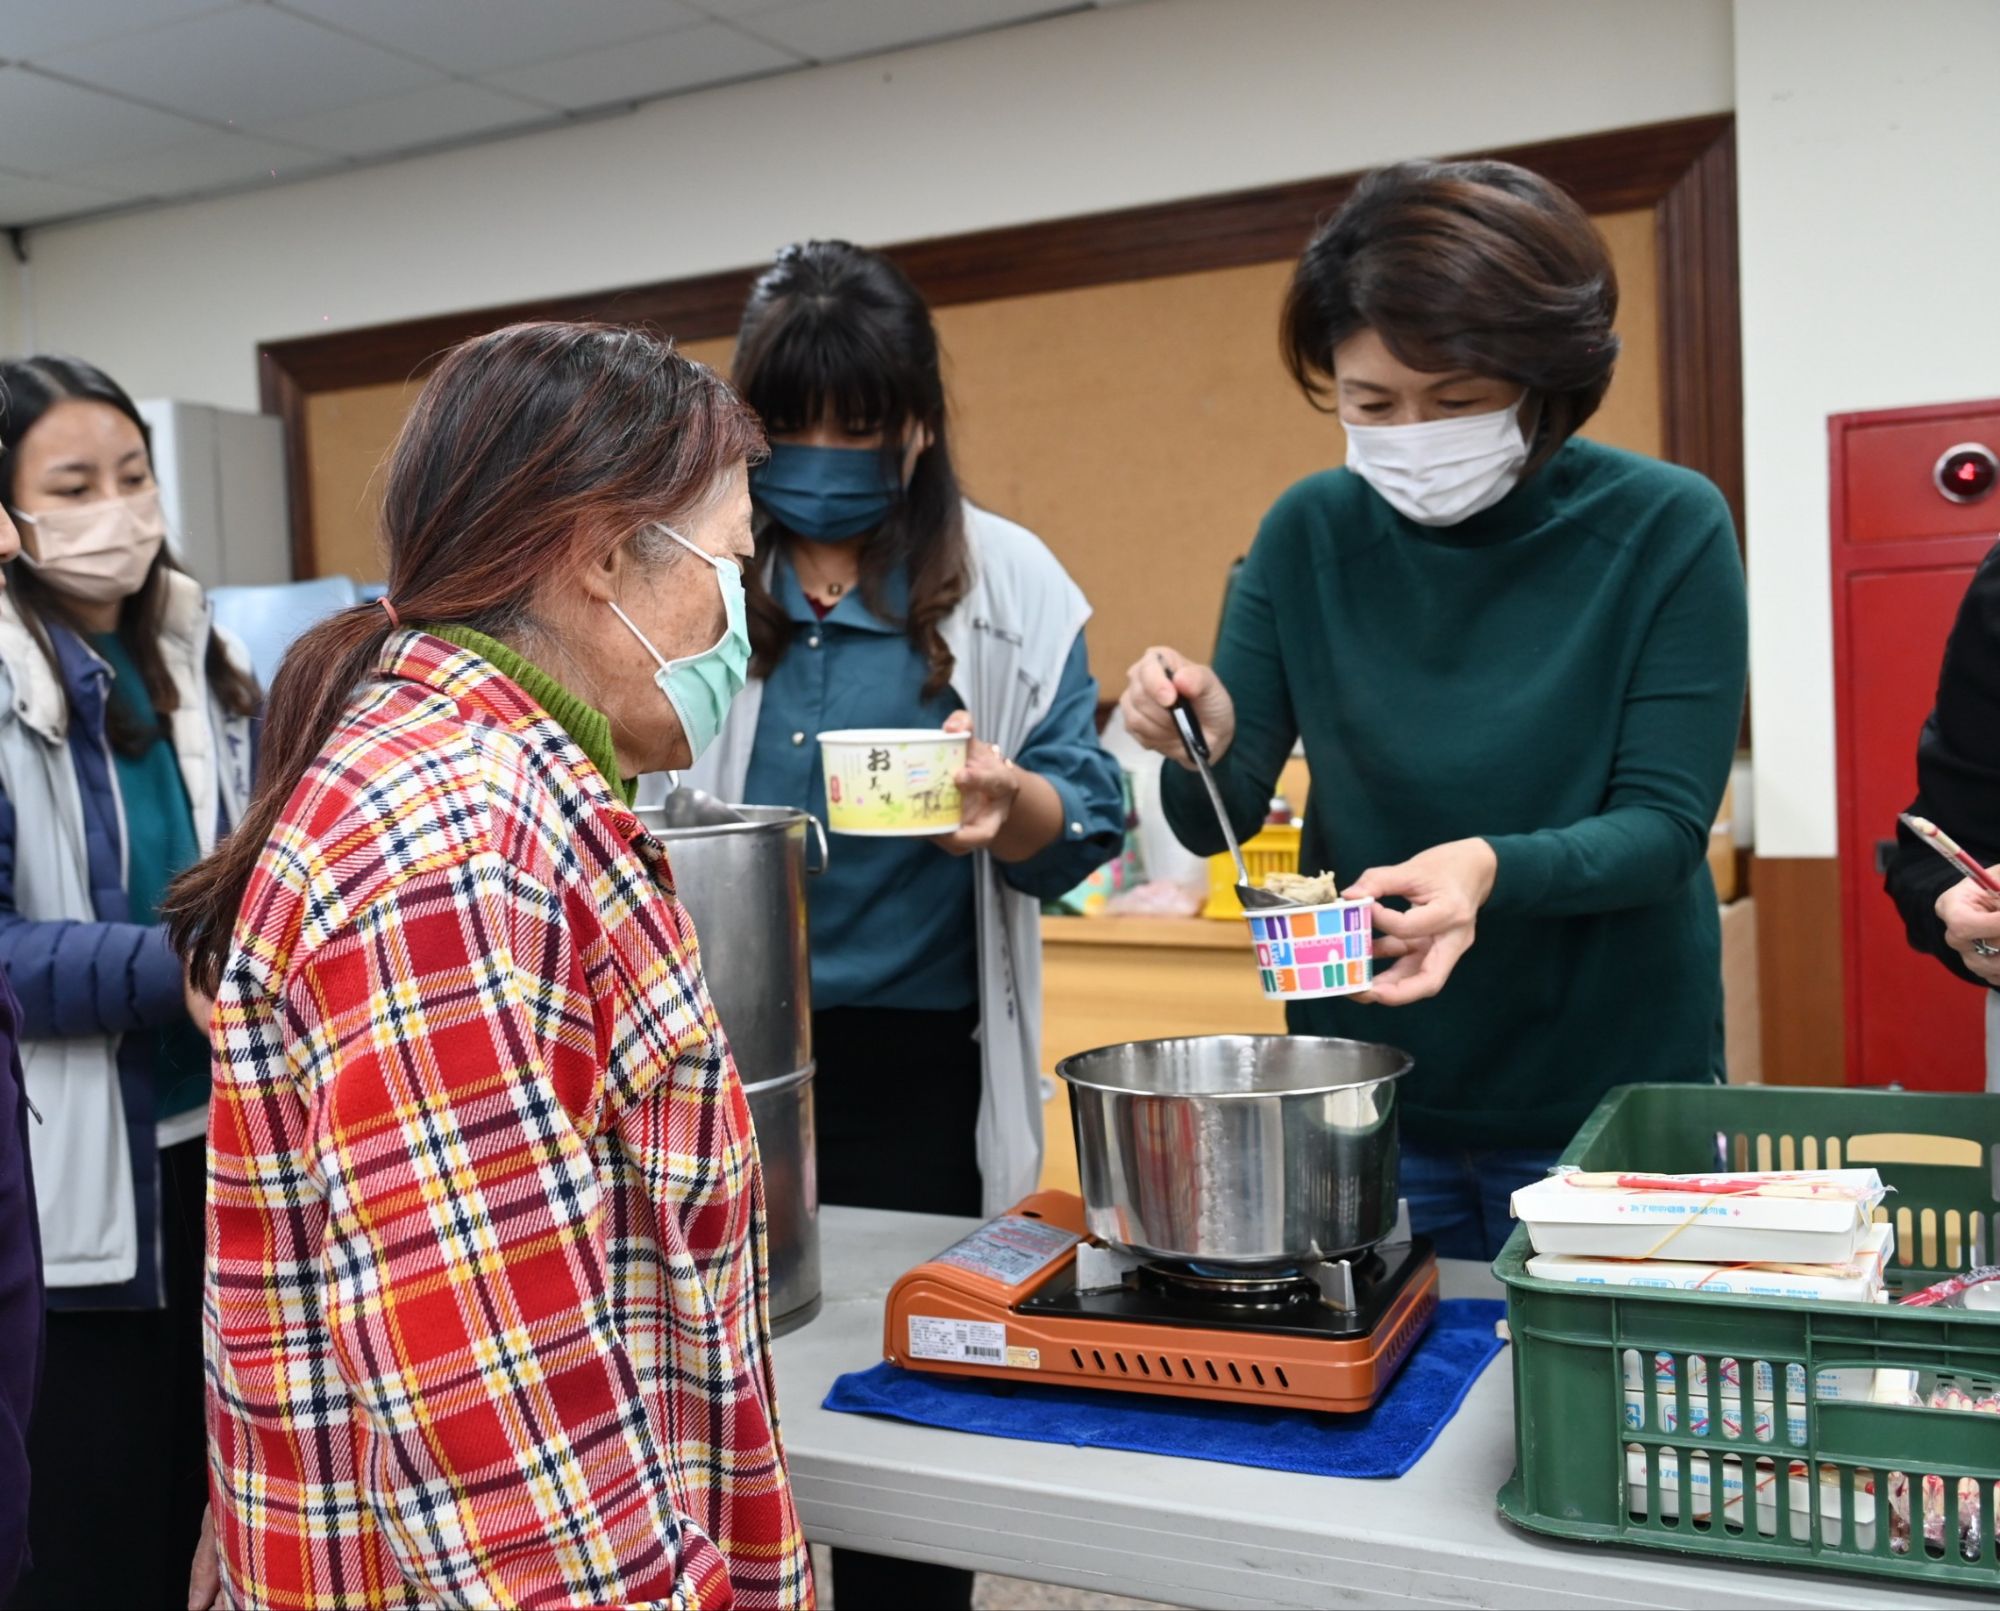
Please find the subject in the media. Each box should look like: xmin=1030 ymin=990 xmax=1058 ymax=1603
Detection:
xmin=1831 ymin=399 xmax=2000 ymax=1090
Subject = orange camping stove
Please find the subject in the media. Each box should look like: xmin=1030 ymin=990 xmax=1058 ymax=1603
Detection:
xmin=884 ymin=1191 xmax=1439 ymax=1414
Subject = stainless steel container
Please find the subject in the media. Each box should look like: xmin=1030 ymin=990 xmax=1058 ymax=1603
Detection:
xmin=1057 ymin=1035 xmax=1411 ymax=1266
xmin=743 ymin=1066 xmax=818 ymax=1331
xmin=642 ymin=800 xmax=826 ymax=1332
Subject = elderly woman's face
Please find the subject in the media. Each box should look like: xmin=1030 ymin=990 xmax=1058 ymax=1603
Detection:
xmin=641 ymin=466 xmax=753 ymax=674
xmin=590 ymin=463 xmax=754 ymax=776
xmin=1331 ymin=328 xmax=1524 ymax=429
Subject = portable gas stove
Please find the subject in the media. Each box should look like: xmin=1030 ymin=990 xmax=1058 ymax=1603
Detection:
xmin=884 ymin=1190 xmax=1438 ymax=1413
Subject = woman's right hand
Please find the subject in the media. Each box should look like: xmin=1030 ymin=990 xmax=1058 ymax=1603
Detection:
xmin=1937 ymin=874 xmax=2000 ymax=985
xmin=1120 ymin=648 xmax=1237 ymax=768
xmin=187 ymin=1503 xmax=219 ymax=1610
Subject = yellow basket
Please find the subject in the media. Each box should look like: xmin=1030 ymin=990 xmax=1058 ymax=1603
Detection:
xmin=1202 ymin=822 xmax=1301 ymax=919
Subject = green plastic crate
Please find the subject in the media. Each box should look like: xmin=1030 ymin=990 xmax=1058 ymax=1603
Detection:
xmin=1497 ymin=1083 xmax=2000 ymax=1591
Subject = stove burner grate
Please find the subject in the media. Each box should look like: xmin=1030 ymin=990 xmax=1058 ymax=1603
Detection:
xmin=1020 ymin=1235 xmax=1435 ymax=1342
xmin=1136 ymin=1259 xmax=1319 ymax=1307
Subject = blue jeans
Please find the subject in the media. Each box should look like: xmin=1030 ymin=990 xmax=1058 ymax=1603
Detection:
xmin=1399 ymin=1142 xmax=1563 ymax=1263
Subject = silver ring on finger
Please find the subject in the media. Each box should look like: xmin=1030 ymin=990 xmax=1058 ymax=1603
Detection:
xmin=1975 ymin=939 xmax=1999 ymax=958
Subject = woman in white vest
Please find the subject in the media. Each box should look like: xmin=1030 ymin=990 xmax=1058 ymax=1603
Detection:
xmin=0 ymin=357 xmax=258 ymax=1610
xmin=673 ymin=241 xmax=1123 ymax=1611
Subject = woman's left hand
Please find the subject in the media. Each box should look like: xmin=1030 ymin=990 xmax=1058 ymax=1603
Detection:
xmin=936 ymin=710 xmax=1021 ymax=856
xmin=1343 ymin=838 xmax=1499 ymax=1006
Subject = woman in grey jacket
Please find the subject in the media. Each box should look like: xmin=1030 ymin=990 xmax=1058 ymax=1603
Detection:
xmin=678 ymin=242 xmax=1125 ymax=1611
xmin=0 ymin=357 xmax=258 ymax=1610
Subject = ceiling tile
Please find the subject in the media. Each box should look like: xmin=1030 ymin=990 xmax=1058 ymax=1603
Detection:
xmin=733 ymin=0 xmax=1078 ymax=63
xmin=275 ymin=0 xmax=707 ymax=76
xmin=0 ymin=169 xmax=139 ymax=228
xmin=482 ymin=21 xmax=798 ymax=110
xmin=38 ymin=4 xmax=443 ymax=127
xmin=0 ymin=0 xmax=241 ymax=63
xmin=252 ymin=79 xmax=554 ymax=157
xmin=0 ymin=66 xmax=217 ymax=176
xmin=63 ymin=133 xmax=344 ymax=200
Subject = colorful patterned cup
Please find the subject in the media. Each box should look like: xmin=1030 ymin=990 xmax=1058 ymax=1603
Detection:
xmin=818 ymin=728 xmax=968 ymax=836
xmin=1246 ymin=900 xmax=1374 ymax=999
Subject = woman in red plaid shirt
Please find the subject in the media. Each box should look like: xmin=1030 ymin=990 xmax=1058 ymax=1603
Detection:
xmin=168 ymin=323 xmax=812 ymax=1610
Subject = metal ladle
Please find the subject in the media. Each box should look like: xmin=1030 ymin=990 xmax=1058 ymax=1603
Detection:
xmin=654 ymin=785 xmax=749 ymax=829
xmin=1158 ymin=656 xmax=1292 ymax=911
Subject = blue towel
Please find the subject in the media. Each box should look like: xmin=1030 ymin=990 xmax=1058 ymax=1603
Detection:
xmin=824 ymin=1296 xmax=1505 ymax=1478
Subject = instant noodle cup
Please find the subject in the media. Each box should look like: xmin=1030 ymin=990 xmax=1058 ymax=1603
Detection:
xmin=1246 ymin=899 xmax=1373 ymax=1000
xmin=819 ymin=728 xmax=968 ymax=836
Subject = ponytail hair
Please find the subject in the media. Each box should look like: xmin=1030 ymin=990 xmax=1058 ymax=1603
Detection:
xmin=166 ymin=321 xmax=765 ymax=991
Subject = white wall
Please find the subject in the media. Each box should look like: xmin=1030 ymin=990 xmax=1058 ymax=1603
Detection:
xmin=1737 ymin=0 xmax=2000 ymax=858
xmin=0 ymin=253 xmax=19 ymax=354
xmin=20 ymin=0 xmax=1732 ymax=412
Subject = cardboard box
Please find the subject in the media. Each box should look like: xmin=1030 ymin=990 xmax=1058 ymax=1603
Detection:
xmin=1528 ymin=1222 xmax=1893 ymax=1303
xmin=1721 ymin=896 xmax=1761 ymax=1084
xmin=1511 ymin=1170 xmax=1885 ymax=1265
xmin=1626 ymin=1449 xmax=1876 ymax=1548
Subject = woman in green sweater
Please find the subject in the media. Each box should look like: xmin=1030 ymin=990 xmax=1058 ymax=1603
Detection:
xmin=1121 ymin=159 xmax=1746 ymax=1261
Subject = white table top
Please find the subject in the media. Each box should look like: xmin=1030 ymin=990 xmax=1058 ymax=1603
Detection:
xmin=771 ymin=1206 xmax=1990 ymax=1610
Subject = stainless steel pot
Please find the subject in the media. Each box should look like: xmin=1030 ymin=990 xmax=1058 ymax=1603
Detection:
xmin=641 ymin=800 xmax=826 ymax=1333
xmin=1057 ymin=1035 xmax=1411 ymax=1265
xmin=743 ymin=1065 xmax=819 ymax=1333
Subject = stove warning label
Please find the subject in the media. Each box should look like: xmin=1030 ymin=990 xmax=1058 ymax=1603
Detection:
xmin=908 ymin=1316 xmax=1010 ymax=1366
xmin=932 ymin=1215 xmax=1080 ymax=1287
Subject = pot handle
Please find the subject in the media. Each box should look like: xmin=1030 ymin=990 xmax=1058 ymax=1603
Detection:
xmin=806 ymin=814 xmax=830 ymax=875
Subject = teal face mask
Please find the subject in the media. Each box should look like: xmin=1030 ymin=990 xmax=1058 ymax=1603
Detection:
xmin=608 ymin=529 xmax=750 ymax=765
xmin=750 ymin=442 xmax=903 ymax=542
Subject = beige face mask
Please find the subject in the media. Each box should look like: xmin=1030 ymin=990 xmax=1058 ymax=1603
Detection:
xmin=11 ymin=488 xmax=166 ymax=603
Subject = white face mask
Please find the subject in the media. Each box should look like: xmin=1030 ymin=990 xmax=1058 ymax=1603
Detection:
xmin=10 ymin=487 xmax=167 ymax=601
xmin=1343 ymin=397 xmax=1529 ymax=527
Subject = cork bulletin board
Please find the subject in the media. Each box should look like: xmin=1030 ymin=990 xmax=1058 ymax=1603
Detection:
xmin=299 ymin=209 xmax=1657 ymax=689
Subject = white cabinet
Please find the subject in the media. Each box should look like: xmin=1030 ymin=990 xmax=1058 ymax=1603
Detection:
xmin=136 ymin=399 xmax=290 ymax=587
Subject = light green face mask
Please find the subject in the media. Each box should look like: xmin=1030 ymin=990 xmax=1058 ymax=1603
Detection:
xmin=608 ymin=528 xmax=751 ymax=765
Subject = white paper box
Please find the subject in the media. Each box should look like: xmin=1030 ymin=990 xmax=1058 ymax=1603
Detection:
xmin=1623 ymin=1387 xmax=1807 ymax=1442
xmin=1625 ymin=1449 xmax=1877 ymax=1548
xmin=1529 ymin=1222 xmax=1893 ymax=1302
xmin=1618 ymin=1352 xmax=1915 ymax=1408
xmin=1512 ymin=1170 xmax=1883 ymax=1265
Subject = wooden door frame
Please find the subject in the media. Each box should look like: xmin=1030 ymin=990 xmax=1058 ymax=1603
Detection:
xmin=260 ymin=112 xmax=1740 ymax=580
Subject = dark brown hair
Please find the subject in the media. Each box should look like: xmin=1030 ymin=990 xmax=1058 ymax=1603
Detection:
xmin=0 ymin=355 xmax=261 ymax=756
xmin=166 ymin=321 xmax=765 ymax=991
xmin=732 ymin=240 xmax=968 ymax=697
xmin=1280 ymin=159 xmax=1619 ymax=474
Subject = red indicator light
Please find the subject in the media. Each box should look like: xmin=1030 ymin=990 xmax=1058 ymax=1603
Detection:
xmin=1936 ymin=444 xmax=1998 ymax=505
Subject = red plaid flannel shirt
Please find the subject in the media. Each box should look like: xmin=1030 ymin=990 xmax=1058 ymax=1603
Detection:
xmin=206 ymin=634 xmax=812 ymax=1610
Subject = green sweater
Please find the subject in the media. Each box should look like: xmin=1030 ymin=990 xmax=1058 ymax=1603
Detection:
xmin=1164 ymin=438 xmax=1746 ymax=1151
xmin=427 ymin=625 xmax=634 ymax=805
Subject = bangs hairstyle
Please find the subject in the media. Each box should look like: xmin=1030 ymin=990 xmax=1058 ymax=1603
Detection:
xmin=1281 ymin=159 xmax=1620 ymax=474
xmin=733 ymin=240 xmax=969 ymax=698
xmin=0 ymin=354 xmax=260 ymax=757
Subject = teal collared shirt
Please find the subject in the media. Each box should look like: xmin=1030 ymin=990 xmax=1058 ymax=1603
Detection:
xmin=745 ymin=556 xmax=1122 ymax=1012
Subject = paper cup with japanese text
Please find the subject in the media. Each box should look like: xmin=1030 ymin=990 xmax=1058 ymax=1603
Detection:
xmin=819 ymin=728 xmax=969 ymax=836
xmin=1246 ymin=900 xmax=1374 ymax=999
